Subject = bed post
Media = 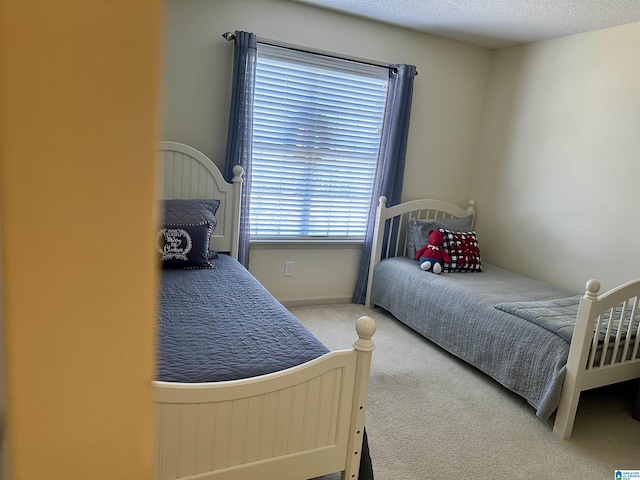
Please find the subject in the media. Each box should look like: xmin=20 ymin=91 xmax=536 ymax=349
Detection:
xmin=365 ymin=197 xmax=387 ymax=309
xmin=466 ymin=200 xmax=476 ymax=226
xmin=229 ymin=165 xmax=244 ymax=260
xmin=553 ymin=279 xmax=600 ymax=439
xmin=343 ymin=316 xmax=376 ymax=480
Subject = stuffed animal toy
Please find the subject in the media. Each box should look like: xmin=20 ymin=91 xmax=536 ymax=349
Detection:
xmin=415 ymin=229 xmax=451 ymax=274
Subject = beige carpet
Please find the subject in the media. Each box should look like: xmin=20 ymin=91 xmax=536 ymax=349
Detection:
xmin=289 ymin=304 xmax=640 ymax=480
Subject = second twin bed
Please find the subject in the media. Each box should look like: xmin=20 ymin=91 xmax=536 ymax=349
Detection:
xmin=366 ymin=196 xmax=640 ymax=439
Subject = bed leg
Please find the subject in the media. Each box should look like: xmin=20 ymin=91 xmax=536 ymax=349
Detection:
xmin=343 ymin=462 xmax=358 ymax=480
xmin=342 ymin=316 xmax=376 ymax=480
xmin=632 ymin=392 xmax=640 ymax=421
xmin=553 ymin=388 xmax=580 ymax=439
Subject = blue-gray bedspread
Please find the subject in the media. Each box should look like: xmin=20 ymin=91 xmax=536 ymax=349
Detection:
xmin=370 ymin=257 xmax=574 ymax=419
xmin=496 ymin=296 xmax=639 ymax=346
xmin=157 ymin=254 xmax=329 ymax=383
xmin=495 ymin=296 xmax=581 ymax=343
xmin=158 ymin=254 xmax=374 ymax=480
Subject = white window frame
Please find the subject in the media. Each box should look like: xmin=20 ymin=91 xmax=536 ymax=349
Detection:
xmin=250 ymin=43 xmax=389 ymax=242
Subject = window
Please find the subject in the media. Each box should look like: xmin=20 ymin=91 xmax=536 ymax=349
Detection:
xmin=250 ymin=44 xmax=389 ymax=240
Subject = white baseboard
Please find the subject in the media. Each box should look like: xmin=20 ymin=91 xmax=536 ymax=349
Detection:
xmin=280 ymin=295 xmax=353 ymax=308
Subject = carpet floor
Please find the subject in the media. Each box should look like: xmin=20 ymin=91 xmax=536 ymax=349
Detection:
xmin=289 ymin=304 xmax=640 ymax=480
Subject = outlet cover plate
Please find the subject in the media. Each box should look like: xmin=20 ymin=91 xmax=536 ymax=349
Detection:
xmin=284 ymin=261 xmax=294 ymax=277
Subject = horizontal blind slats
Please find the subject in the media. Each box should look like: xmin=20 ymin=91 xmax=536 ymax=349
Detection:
xmin=251 ymin=44 xmax=387 ymax=238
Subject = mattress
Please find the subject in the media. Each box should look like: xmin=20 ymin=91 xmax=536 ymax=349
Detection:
xmin=157 ymin=254 xmax=329 ymax=383
xmin=370 ymin=257 xmax=574 ymax=419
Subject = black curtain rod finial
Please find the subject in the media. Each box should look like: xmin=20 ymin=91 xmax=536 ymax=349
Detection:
xmin=222 ymin=32 xmax=236 ymax=41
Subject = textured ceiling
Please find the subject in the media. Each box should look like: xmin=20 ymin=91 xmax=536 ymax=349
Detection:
xmin=290 ymin=0 xmax=640 ymax=49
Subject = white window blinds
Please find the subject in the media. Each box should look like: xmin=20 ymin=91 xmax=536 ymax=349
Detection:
xmin=250 ymin=43 xmax=389 ymax=239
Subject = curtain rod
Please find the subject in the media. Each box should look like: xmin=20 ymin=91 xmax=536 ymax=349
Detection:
xmin=222 ymin=32 xmax=418 ymax=76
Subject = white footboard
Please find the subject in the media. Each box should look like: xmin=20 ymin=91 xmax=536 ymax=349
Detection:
xmin=154 ymin=316 xmax=376 ymax=480
xmin=554 ymin=279 xmax=640 ymax=438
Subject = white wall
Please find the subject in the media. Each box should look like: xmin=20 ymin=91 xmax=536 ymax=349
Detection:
xmin=472 ymin=21 xmax=640 ymax=293
xmin=163 ymin=0 xmax=492 ymax=303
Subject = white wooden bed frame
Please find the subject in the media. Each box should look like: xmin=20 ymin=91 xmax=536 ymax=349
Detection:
xmin=159 ymin=141 xmax=244 ymax=259
xmin=155 ymin=141 xmax=376 ymax=480
xmin=366 ymin=195 xmax=640 ymax=439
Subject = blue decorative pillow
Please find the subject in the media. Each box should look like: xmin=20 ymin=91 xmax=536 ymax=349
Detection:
xmin=161 ymin=199 xmax=220 ymax=259
xmin=157 ymin=222 xmax=214 ymax=269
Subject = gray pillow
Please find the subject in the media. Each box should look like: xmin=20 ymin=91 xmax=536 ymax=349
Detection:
xmin=406 ymin=215 xmax=474 ymax=259
xmin=162 ymin=199 xmax=220 ymax=226
xmin=161 ymin=199 xmax=221 ymax=258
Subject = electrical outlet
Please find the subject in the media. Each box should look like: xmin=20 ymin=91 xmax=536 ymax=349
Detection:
xmin=284 ymin=261 xmax=294 ymax=277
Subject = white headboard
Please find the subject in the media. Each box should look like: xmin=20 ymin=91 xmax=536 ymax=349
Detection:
xmin=157 ymin=141 xmax=243 ymax=259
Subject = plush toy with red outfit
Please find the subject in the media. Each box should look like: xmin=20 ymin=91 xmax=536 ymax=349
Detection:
xmin=415 ymin=229 xmax=451 ymax=274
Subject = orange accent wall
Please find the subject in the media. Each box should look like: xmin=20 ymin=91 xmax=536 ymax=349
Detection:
xmin=0 ymin=1 xmax=162 ymax=479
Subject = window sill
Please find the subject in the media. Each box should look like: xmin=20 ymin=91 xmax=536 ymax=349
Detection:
xmin=249 ymin=239 xmax=364 ymax=250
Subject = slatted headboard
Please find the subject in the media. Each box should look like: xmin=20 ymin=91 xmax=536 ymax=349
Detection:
xmin=157 ymin=141 xmax=243 ymax=258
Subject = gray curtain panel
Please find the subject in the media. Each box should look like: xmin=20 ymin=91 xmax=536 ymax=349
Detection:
xmin=224 ymin=30 xmax=257 ymax=268
xmin=352 ymin=64 xmax=417 ymax=304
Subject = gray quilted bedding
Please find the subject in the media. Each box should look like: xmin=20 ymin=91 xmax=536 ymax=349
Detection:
xmin=495 ymin=296 xmax=581 ymax=343
xmin=370 ymin=257 xmax=574 ymax=419
xmin=157 ymin=254 xmax=329 ymax=383
xmin=496 ymin=296 xmax=640 ymax=346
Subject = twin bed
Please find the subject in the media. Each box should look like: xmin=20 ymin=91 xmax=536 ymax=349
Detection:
xmin=365 ymin=196 xmax=640 ymax=439
xmin=154 ymin=142 xmax=375 ymax=480
xmin=154 ymin=139 xmax=638 ymax=480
